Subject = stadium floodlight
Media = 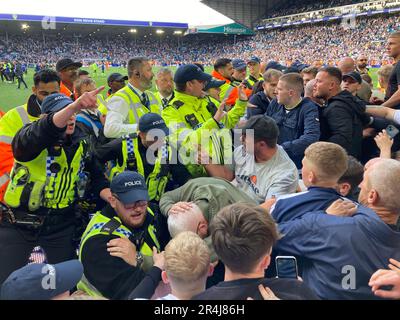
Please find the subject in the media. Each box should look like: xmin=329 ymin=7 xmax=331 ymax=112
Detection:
xmin=21 ymin=23 xmax=29 ymax=30
xmin=129 ymin=28 xmax=137 ymax=33
xmin=156 ymin=29 xmax=165 ymax=34
xmin=174 ymin=30 xmax=183 ymax=35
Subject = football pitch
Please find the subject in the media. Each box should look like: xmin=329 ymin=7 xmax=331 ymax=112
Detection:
xmin=0 ymin=66 xmax=378 ymax=113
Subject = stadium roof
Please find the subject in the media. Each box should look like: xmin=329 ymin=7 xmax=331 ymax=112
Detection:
xmin=201 ymin=0 xmax=280 ymax=29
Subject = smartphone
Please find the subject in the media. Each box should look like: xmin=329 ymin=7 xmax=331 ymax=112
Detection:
xmin=386 ymin=125 xmax=399 ymax=139
xmin=276 ymin=256 xmax=299 ymax=279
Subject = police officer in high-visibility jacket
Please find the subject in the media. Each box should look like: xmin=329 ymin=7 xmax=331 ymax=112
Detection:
xmin=154 ymin=67 xmax=175 ymax=109
xmin=104 ymin=57 xmax=161 ymax=138
xmin=246 ymin=56 xmax=264 ymax=89
xmin=98 ymin=73 xmax=128 ymax=116
xmin=0 ymin=69 xmax=61 ymax=202
xmin=96 ymin=113 xmax=191 ymax=202
xmin=162 ymin=64 xmax=248 ymax=177
xmin=78 ymin=171 xmax=167 ymax=299
xmin=0 ymin=89 xmax=111 ymax=284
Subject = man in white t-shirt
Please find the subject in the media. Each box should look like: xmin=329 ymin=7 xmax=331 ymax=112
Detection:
xmin=204 ymin=115 xmax=298 ymax=204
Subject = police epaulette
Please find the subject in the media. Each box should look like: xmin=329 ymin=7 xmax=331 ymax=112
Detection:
xmin=125 ymin=132 xmax=138 ymax=139
xmin=101 ymin=218 xmax=122 ymax=234
xmin=172 ymin=100 xmax=184 ymax=109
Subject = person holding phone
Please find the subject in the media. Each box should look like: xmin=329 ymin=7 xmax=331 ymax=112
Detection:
xmin=274 ymin=158 xmax=400 ymax=299
xmin=192 ymin=203 xmax=318 ymax=300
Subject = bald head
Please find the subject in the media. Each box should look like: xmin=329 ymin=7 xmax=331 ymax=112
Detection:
xmin=338 ymin=57 xmax=356 ymax=74
xmin=305 ymin=79 xmax=317 ymax=98
xmin=167 ymin=203 xmax=207 ymax=238
xmin=366 ymin=159 xmax=400 ymax=213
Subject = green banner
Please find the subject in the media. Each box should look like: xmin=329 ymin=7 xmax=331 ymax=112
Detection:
xmin=188 ymin=23 xmax=254 ymax=35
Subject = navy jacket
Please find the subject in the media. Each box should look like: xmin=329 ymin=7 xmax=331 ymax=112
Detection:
xmin=247 ymin=91 xmax=272 ymax=119
xmin=265 ymin=98 xmax=320 ymax=168
xmin=272 ymin=187 xmax=343 ymax=223
xmin=275 ymin=206 xmax=400 ymax=300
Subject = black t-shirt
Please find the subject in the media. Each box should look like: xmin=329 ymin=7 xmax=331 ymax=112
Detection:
xmin=192 ymin=277 xmax=319 ymax=300
xmin=385 ymin=62 xmax=400 ymax=106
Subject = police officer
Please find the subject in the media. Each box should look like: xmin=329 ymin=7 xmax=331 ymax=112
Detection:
xmin=98 ymin=73 xmax=128 ymax=116
xmin=162 ymin=64 xmax=248 ymax=177
xmin=154 ymin=67 xmax=175 ymax=108
xmin=0 ymin=88 xmax=111 ymax=284
xmin=77 ymin=171 xmax=167 ymax=299
xmin=97 ymin=113 xmax=190 ymax=203
xmin=0 ymin=69 xmax=61 ymax=202
xmin=104 ymin=57 xmax=161 ymax=138
xmin=246 ymin=56 xmax=264 ymax=89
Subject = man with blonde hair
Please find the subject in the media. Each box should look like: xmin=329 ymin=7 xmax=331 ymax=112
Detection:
xmin=270 ymin=141 xmax=349 ymax=223
xmin=193 ymin=203 xmax=317 ymax=300
xmin=159 ymin=231 xmax=213 ymax=300
xmin=274 ymin=158 xmax=400 ymax=299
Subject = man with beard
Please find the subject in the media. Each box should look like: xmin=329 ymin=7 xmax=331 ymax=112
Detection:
xmin=315 ymin=67 xmax=368 ymax=160
xmin=77 ymin=171 xmax=167 ymax=299
xmin=154 ymin=68 xmax=175 ymax=109
xmin=104 ymin=57 xmax=161 ymax=138
xmin=56 ymin=58 xmax=82 ymax=99
xmin=0 ymin=89 xmax=111 ymax=284
xmin=356 ymin=54 xmax=370 ymax=76
xmin=0 ymin=69 xmax=60 ymax=202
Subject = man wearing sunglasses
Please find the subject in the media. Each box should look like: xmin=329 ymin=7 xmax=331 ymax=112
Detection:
xmin=77 ymin=171 xmax=167 ymax=299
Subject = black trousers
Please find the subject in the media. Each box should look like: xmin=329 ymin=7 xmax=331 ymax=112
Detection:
xmin=17 ymin=76 xmax=28 ymax=89
xmin=0 ymin=220 xmax=77 ymax=284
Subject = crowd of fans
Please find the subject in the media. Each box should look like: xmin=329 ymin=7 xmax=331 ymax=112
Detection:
xmin=263 ymin=0 xmax=365 ymax=19
xmin=0 ymin=13 xmax=398 ymax=67
xmin=0 ymin=7 xmax=400 ymax=304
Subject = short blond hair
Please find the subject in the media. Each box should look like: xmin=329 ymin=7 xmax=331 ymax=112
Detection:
xmin=165 ymin=231 xmax=210 ymax=286
xmin=378 ymin=65 xmax=394 ymax=83
xmin=304 ymin=142 xmax=348 ymax=181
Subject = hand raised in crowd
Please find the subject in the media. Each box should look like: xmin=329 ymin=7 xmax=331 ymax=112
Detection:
xmin=374 ymin=129 xmax=393 ymax=159
xmin=107 ymin=237 xmax=138 ymax=267
xmin=168 ymin=202 xmax=193 ymax=215
xmin=71 ymin=86 xmax=105 ymax=112
xmin=152 ymin=247 xmax=165 ymax=270
xmin=213 ymin=99 xmax=227 ymax=123
xmin=369 ymin=266 xmax=400 ymax=299
xmin=326 ymin=199 xmax=357 ymax=217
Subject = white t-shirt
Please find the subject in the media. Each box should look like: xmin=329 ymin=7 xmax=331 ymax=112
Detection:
xmin=394 ymin=110 xmax=400 ymax=125
xmin=232 ymin=145 xmax=299 ymax=203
